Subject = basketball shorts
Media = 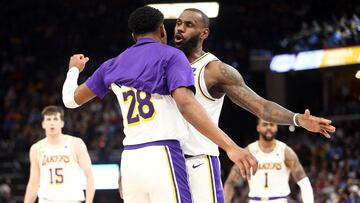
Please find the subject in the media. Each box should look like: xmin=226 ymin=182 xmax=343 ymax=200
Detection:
xmin=185 ymin=154 xmax=224 ymax=203
xmin=121 ymin=140 xmax=192 ymax=203
xmin=248 ymin=196 xmax=289 ymax=203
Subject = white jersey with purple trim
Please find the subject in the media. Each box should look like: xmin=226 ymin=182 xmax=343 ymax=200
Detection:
xmin=111 ymin=84 xmax=189 ymax=145
xmin=181 ymin=52 xmax=223 ymax=156
xmin=248 ymin=140 xmax=291 ymax=198
xmin=37 ymin=135 xmax=85 ymax=201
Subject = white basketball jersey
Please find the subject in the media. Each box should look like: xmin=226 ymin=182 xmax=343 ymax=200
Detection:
xmin=248 ymin=140 xmax=291 ymax=197
xmin=37 ymin=135 xmax=85 ymax=201
xmin=111 ymin=84 xmax=189 ymax=145
xmin=181 ymin=53 xmax=224 ymax=156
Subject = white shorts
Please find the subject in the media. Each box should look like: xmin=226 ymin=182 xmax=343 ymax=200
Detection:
xmin=121 ymin=140 xmax=192 ymax=203
xmin=248 ymin=196 xmax=289 ymax=203
xmin=186 ymin=155 xmax=224 ymax=203
xmin=38 ymin=199 xmax=82 ymax=203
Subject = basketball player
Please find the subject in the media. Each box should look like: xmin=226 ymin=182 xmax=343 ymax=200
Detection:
xmin=223 ymin=119 xmax=314 ymax=203
xmin=24 ymin=105 xmax=94 ymax=203
xmin=172 ymin=8 xmax=335 ymax=203
xmin=62 ymin=6 xmax=257 ymax=203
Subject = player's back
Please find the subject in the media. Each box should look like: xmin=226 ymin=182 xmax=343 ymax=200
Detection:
xmin=181 ymin=52 xmax=224 ymax=156
xmin=37 ymin=135 xmax=85 ymax=202
xmin=100 ymin=38 xmax=188 ymax=95
xmin=111 ymin=84 xmax=189 ymax=145
xmin=247 ymin=140 xmax=291 ymax=198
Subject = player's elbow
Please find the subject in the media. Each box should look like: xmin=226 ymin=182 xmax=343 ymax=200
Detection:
xmin=62 ymin=90 xmax=81 ymax=109
xmin=62 ymin=97 xmax=80 ymax=109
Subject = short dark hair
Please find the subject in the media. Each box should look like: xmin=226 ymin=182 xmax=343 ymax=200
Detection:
xmin=184 ymin=8 xmax=210 ymax=28
xmin=128 ymin=6 xmax=164 ymax=35
xmin=41 ymin=105 xmax=64 ymax=121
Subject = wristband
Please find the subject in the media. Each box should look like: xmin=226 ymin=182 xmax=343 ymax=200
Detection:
xmin=293 ymin=113 xmax=300 ymax=127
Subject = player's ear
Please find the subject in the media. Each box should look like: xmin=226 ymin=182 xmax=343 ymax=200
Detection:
xmin=200 ymin=28 xmax=209 ymax=40
xmin=160 ymin=24 xmax=166 ymax=38
xmin=131 ymin=33 xmax=137 ymax=43
xmin=159 ymin=24 xmax=167 ymax=44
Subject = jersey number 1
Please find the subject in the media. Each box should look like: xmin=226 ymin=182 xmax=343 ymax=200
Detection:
xmin=264 ymin=172 xmax=268 ymax=188
xmin=123 ymin=90 xmax=155 ymax=126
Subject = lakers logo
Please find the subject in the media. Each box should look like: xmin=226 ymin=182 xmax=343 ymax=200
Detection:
xmin=42 ymin=155 xmax=70 ymax=166
xmin=258 ymin=162 xmax=282 ymax=170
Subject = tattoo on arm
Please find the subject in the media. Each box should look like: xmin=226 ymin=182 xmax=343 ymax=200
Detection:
xmin=285 ymin=147 xmax=306 ymax=182
xmin=218 ymin=63 xmax=294 ymax=125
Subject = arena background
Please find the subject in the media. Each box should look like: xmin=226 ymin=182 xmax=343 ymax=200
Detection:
xmin=0 ymin=0 xmax=359 ymax=202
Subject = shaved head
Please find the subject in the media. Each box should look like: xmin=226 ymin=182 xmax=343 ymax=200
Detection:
xmin=184 ymin=8 xmax=210 ymax=28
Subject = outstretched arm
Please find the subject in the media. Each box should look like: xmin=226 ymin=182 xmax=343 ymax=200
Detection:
xmin=285 ymin=146 xmax=314 ymax=203
xmin=206 ymin=61 xmax=335 ymax=137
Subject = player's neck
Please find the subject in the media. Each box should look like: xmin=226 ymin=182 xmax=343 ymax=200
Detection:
xmin=46 ymin=133 xmax=66 ymax=146
xmin=136 ymin=34 xmax=162 ymax=43
xmin=258 ymin=139 xmax=276 ymax=153
xmin=188 ymin=47 xmax=205 ymax=63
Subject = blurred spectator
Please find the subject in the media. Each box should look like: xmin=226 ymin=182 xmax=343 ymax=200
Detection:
xmin=0 ymin=183 xmax=16 ymax=203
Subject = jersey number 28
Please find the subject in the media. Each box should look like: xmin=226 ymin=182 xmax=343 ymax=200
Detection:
xmin=123 ymin=90 xmax=155 ymax=126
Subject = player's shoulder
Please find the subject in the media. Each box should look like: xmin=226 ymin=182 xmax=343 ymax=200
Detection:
xmin=31 ymin=138 xmax=46 ymax=149
xmin=65 ymin=134 xmax=83 ymax=144
xmin=29 ymin=138 xmax=45 ymax=157
xmin=246 ymin=141 xmax=258 ymax=152
xmin=276 ymin=140 xmax=288 ymax=148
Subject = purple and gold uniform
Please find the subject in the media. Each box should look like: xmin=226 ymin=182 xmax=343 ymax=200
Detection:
xmin=247 ymin=140 xmax=290 ymax=203
xmin=86 ymin=38 xmax=194 ymax=203
xmin=181 ymin=52 xmax=225 ymax=203
xmin=37 ymin=135 xmax=85 ymax=203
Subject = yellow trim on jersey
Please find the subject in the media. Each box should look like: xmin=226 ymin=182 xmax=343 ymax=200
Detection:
xmin=163 ymin=147 xmax=179 ymax=203
xmin=191 ymin=53 xmax=209 ymax=65
xmin=197 ymin=65 xmax=216 ymax=102
xmin=205 ymin=155 xmax=216 ymax=203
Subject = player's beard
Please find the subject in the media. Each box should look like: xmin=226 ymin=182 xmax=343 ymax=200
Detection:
xmin=172 ymin=33 xmax=200 ymax=56
xmin=260 ymin=131 xmax=275 ymax=142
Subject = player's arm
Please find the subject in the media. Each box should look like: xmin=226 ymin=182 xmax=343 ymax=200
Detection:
xmin=172 ymin=87 xmax=257 ymax=179
xmin=118 ymin=170 xmax=123 ymax=199
xmin=62 ymin=54 xmax=96 ymax=108
xmin=74 ymin=138 xmax=95 ymax=203
xmin=223 ymin=146 xmax=247 ymax=203
xmin=284 ymin=146 xmax=314 ymax=203
xmin=24 ymin=144 xmax=40 ymax=203
xmin=207 ymin=61 xmax=335 ymax=137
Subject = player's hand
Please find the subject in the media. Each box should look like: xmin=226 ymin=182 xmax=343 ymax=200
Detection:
xmin=226 ymin=146 xmax=258 ymax=180
xmin=297 ymin=109 xmax=336 ymax=138
xmin=68 ymin=54 xmax=89 ymax=72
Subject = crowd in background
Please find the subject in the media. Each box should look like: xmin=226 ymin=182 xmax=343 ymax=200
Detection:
xmin=278 ymin=14 xmax=360 ymax=53
xmin=1 ymin=0 xmax=359 ymax=202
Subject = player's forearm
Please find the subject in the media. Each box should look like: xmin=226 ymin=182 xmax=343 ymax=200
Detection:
xmin=298 ymin=177 xmax=314 ymax=203
xmin=260 ymin=100 xmax=295 ymax=125
xmin=62 ymin=67 xmax=81 ymax=108
xmin=24 ymin=184 xmax=38 ymax=203
xmin=223 ymin=184 xmax=235 ymax=203
xmin=85 ymin=175 xmax=95 ymax=203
